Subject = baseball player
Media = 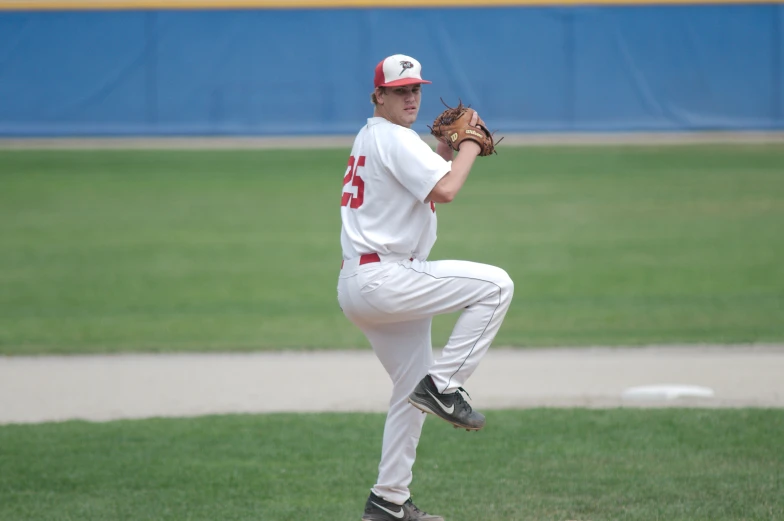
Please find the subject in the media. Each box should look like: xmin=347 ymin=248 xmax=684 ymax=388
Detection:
xmin=337 ymin=54 xmax=514 ymax=521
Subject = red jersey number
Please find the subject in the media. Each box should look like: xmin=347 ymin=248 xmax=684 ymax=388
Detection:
xmin=341 ymin=155 xmax=365 ymax=209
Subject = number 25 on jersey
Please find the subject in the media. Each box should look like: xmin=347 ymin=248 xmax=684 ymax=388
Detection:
xmin=341 ymin=155 xmax=365 ymax=209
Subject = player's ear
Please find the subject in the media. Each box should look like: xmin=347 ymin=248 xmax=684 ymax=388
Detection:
xmin=374 ymin=87 xmax=385 ymax=105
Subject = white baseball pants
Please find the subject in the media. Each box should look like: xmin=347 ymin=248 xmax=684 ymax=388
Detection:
xmin=337 ymin=254 xmax=514 ymax=505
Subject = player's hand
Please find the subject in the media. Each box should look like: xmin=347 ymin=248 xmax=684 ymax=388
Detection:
xmin=470 ymin=110 xmax=479 ymax=127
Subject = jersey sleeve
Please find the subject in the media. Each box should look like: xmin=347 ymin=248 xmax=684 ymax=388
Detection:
xmin=383 ymin=128 xmax=452 ymax=203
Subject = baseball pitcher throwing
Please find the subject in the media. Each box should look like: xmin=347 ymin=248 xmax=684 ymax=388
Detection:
xmin=337 ymin=54 xmax=514 ymax=521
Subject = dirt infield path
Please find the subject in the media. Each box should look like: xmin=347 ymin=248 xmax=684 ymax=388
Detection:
xmin=2 ymin=345 xmax=783 ymax=425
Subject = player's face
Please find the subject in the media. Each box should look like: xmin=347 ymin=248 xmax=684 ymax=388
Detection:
xmin=377 ymin=84 xmax=422 ymax=128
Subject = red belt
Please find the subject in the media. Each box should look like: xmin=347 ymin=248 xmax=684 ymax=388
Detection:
xmin=340 ymin=253 xmax=379 ymax=269
xmin=340 ymin=253 xmax=413 ymax=269
xmin=358 ymin=253 xmax=381 ymax=265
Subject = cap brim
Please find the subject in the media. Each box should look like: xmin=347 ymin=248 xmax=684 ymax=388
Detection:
xmin=378 ymin=78 xmax=432 ymax=87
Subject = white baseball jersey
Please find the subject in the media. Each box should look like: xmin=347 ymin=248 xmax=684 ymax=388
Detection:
xmin=340 ymin=117 xmax=452 ymax=261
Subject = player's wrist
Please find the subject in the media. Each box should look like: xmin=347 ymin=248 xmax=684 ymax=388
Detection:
xmin=458 ymin=140 xmax=481 ymax=155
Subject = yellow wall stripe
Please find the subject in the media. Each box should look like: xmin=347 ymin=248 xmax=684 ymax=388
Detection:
xmin=0 ymin=0 xmax=781 ymax=9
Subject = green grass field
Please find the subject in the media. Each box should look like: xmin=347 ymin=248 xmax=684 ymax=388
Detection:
xmin=1 ymin=409 xmax=782 ymax=521
xmin=1 ymin=145 xmax=783 ymax=354
xmin=2 ymin=145 xmax=783 ymax=521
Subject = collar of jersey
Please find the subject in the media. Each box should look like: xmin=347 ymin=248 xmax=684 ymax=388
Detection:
xmin=367 ymin=117 xmax=417 ymax=133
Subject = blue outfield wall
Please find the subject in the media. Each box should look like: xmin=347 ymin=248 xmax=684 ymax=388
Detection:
xmin=0 ymin=6 xmax=782 ymax=136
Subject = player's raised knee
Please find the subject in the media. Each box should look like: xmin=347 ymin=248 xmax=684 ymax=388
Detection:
xmin=496 ymin=269 xmax=514 ymax=298
xmin=487 ymin=265 xmax=513 ymax=288
xmin=484 ymin=265 xmax=514 ymax=301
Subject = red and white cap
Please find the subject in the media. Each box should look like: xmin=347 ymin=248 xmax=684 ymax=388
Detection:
xmin=374 ymin=54 xmax=432 ymax=88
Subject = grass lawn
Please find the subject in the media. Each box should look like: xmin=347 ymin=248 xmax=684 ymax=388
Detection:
xmin=1 ymin=145 xmax=783 ymax=354
xmin=0 ymin=409 xmax=781 ymax=521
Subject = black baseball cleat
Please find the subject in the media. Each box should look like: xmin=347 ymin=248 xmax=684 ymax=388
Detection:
xmin=361 ymin=492 xmax=444 ymax=521
xmin=407 ymin=375 xmax=485 ymax=431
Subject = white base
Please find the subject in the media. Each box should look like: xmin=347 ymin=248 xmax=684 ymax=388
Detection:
xmin=622 ymin=384 xmax=715 ymax=401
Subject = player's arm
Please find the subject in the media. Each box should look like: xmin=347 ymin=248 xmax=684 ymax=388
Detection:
xmin=425 ymin=141 xmax=480 ymax=203
xmin=426 ymin=109 xmax=483 ymax=204
xmin=435 ymin=140 xmax=454 ymax=162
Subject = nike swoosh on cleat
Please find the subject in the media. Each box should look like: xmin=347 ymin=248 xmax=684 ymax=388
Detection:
xmin=426 ymin=389 xmax=454 ymax=414
xmin=371 ymin=501 xmax=405 ymax=519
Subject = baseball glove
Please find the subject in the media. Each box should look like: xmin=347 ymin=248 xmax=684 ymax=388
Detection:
xmin=428 ymin=98 xmax=503 ymax=156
